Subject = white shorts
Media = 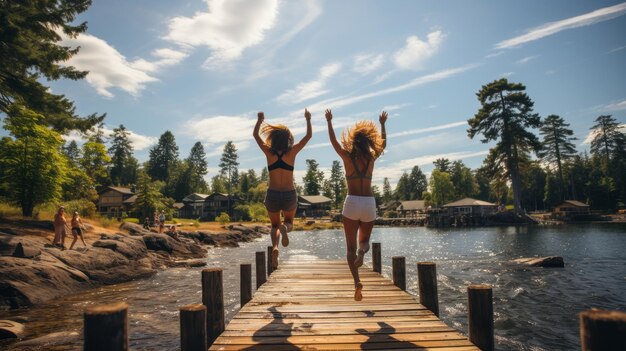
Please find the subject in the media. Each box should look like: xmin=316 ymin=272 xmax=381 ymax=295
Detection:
xmin=342 ymin=195 xmax=377 ymax=222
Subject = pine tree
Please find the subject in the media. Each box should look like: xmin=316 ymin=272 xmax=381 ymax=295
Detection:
xmin=108 ymin=125 xmax=138 ymax=186
xmin=186 ymin=141 xmax=209 ymax=193
xmin=219 ymin=141 xmax=239 ymax=214
xmin=148 ymin=131 xmax=179 ymax=182
xmin=539 ymin=115 xmax=577 ymax=201
xmin=0 ymin=0 xmax=104 ymax=132
xmin=328 ymin=160 xmax=347 ymax=208
xmin=468 ymin=78 xmax=541 ymax=213
xmin=590 ymin=115 xmax=626 ymax=165
xmin=394 ymin=172 xmax=411 ymax=200
xmin=407 ymin=166 xmax=428 ymax=200
xmin=449 ymin=161 xmax=478 ymax=199
xmin=133 ymin=171 xmax=173 ymax=219
xmin=432 ymin=158 xmax=451 ymax=173
xmin=303 ymin=159 xmax=324 ymax=195
xmin=382 ymin=178 xmax=393 ymax=203
xmin=0 ymin=106 xmax=67 ymax=216
xmin=63 ymin=140 xmax=81 ymax=166
xmin=260 ymin=167 xmax=269 ymax=183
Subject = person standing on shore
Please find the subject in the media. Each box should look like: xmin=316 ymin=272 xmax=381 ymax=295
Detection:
xmin=52 ymin=206 xmax=68 ymax=249
xmin=69 ymin=212 xmax=87 ymax=250
xmin=326 ymin=109 xmax=387 ymax=301
xmin=254 ymin=109 xmax=312 ymax=269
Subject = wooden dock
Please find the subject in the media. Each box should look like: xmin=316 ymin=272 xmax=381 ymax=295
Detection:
xmin=209 ymin=258 xmax=480 ymax=350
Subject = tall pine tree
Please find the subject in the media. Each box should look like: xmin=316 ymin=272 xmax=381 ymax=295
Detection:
xmin=108 ymin=125 xmax=138 ymax=186
xmin=148 ymin=131 xmax=179 ymax=182
xmin=303 ymin=159 xmax=324 ymax=195
xmin=408 ymin=166 xmax=428 ymax=200
xmin=328 ymin=160 xmax=347 ymax=208
xmin=539 ymin=115 xmax=577 ymax=201
xmin=219 ymin=141 xmax=239 ymax=213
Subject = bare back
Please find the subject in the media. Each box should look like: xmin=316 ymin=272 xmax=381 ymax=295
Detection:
xmin=265 ymin=150 xmax=297 ymax=191
xmin=341 ymin=154 xmax=375 ymax=196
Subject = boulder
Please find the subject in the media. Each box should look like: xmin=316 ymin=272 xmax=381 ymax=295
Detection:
xmin=13 ymin=331 xmax=80 ymax=348
xmin=119 ymin=221 xmax=149 ymax=235
xmin=513 ymin=256 xmax=565 ymax=268
xmin=171 ymin=258 xmax=207 ymax=268
xmin=142 ymin=233 xmax=206 ymax=258
xmin=12 ymin=242 xmax=42 ymax=259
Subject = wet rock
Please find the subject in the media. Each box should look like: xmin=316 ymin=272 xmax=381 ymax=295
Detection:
xmin=171 ymin=258 xmax=207 ymax=268
xmin=513 ymin=256 xmax=565 ymax=268
xmin=119 ymin=221 xmax=149 ymax=235
xmin=13 ymin=331 xmax=80 ymax=347
xmin=142 ymin=233 xmax=205 ymax=258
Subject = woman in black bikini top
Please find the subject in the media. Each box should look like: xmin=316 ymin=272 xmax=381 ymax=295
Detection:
xmin=253 ymin=109 xmax=312 ymax=268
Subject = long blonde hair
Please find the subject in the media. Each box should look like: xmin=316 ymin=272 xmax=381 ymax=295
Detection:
xmin=261 ymin=123 xmax=294 ymax=155
xmin=341 ymin=120 xmax=384 ymax=159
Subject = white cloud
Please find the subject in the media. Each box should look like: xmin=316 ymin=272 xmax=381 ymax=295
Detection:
xmin=353 ymin=53 xmax=385 ymax=74
xmin=495 ymin=2 xmax=626 ymax=49
xmin=381 ymin=103 xmax=412 ymax=112
xmin=62 ymin=127 xmax=157 ymax=151
xmin=582 ymin=124 xmax=626 ymax=145
xmin=374 ymin=150 xmax=488 ymax=183
xmin=393 ymin=31 xmax=445 ymax=70
xmin=276 ymin=62 xmax=342 ymax=104
xmin=485 ymin=51 xmax=504 ymax=59
xmin=388 ymin=121 xmax=466 ymax=138
xmin=164 ymin=0 xmax=278 ymax=69
xmin=306 ymin=64 xmax=477 ymax=113
xmin=515 ymin=55 xmax=539 ymax=64
xmin=599 ymin=99 xmax=626 ymax=112
xmin=501 ymin=71 xmax=515 ymax=77
xmin=130 ymin=48 xmax=189 ymax=73
xmin=183 ymin=115 xmax=257 ymax=146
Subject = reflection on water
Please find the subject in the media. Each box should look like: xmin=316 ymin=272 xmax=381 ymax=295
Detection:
xmin=1 ymin=224 xmax=625 ymax=350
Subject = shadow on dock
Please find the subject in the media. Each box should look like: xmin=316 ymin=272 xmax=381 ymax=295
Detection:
xmin=356 ymin=321 xmax=419 ymax=349
xmin=242 ymin=306 xmax=297 ymax=351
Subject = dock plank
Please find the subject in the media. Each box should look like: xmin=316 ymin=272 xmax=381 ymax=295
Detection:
xmin=209 ymin=259 xmax=478 ymax=350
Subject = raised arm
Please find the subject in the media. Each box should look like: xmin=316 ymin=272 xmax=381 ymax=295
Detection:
xmin=253 ymin=112 xmax=269 ymax=153
xmin=379 ymin=111 xmax=388 ymax=153
xmin=292 ymin=109 xmax=312 ymax=153
xmin=326 ymin=109 xmax=348 ymax=158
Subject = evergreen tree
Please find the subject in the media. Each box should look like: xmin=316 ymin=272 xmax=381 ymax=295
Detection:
xmin=211 ymin=175 xmax=227 ymax=194
xmin=520 ymin=161 xmax=547 ymax=211
xmin=133 ymin=171 xmax=173 ymax=219
xmin=589 ymin=115 xmax=625 ymax=164
xmin=219 ymin=141 xmax=239 ymax=195
xmin=382 ymin=178 xmax=393 ymax=203
xmin=148 ymin=131 xmax=179 ymax=182
xmin=394 ymin=172 xmax=411 ymax=200
xmin=63 ymin=140 xmax=81 ymax=165
xmin=246 ymin=169 xmax=259 ymax=188
xmin=429 ymin=169 xmax=455 ymax=206
xmin=371 ymin=185 xmax=383 ymax=206
xmin=303 ymin=159 xmax=324 ymax=195
xmin=108 ymin=124 xmax=138 ymax=185
xmin=544 ymin=171 xmax=561 ymax=209
xmin=0 ymin=106 xmax=66 ymax=216
xmin=468 ymin=78 xmax=541 ymax=213
xmin=322 ymin=179 xmax=333 ymax=201
xmin=328 ymin=160 xmax=347 ymax=208
xmin=539 ymin=115 xmax=577 ymax=201
xmin=407 ymin=166 xmax=428 ymax=200
xmin=0 ymin=0 xmax=104 ymax=132
xmin=433 ymin=158 xmax=451 ymax=173
xmin=449 ymin=161 xmax=478 ymax=199
xmin=185 ymin=141 xmax=209 ymax=194
xmin=260 ymin=167 xmax=269 ymax=183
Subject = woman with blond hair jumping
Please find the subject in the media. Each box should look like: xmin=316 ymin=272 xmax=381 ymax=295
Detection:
xmin=254 ymin=109 xmax=312 ymax=268
xmin=326 ymin=108 xmax=387 ymax=301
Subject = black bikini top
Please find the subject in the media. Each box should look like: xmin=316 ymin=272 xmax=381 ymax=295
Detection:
xmin=268 ymin=152 xmax=294 ymax=171
xmin=345 ymin=155 xmax=372 ymax=180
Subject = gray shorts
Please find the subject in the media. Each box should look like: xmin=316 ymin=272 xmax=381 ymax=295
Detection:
xmin=264 ymin=189 xmax=298 ymax=213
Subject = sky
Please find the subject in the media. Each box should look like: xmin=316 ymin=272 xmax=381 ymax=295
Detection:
xmin=42 ymin=0 xmax=626 ymax=186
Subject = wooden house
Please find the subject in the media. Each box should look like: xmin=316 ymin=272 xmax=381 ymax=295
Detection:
xmin=442 ymin=198 xmax=497 ymax=216
xmin=297 ymin=195 xmax=332 ymax=218
xmin=179 ymin=193 xmax=210 ymax=219
xmin=553 ymin=200 xmax=590 ymax=218
xmin=97 ymin=186 xmax=135 ymax=218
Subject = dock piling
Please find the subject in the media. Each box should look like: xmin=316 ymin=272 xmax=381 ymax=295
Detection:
xmin=372 ymin=242 xmax=381 ymax=273
xmin=201 ymin=268 xmax=224 ymax=346
xmin=179 ymin=304 xmax=207 ymax=351
xmin=267 ymin=246 xmax=274 ymax=275
xmin=417 ymin=261 xmax=439 ymax=317
xmin=468 ymin=284 xmax=494 ymax=351
xmin=240 ymin=263 xmax=252 ymax=306
xmin=84 ymin=301 xmax=128 ymax=351
xmin=255 ymin=251 xmax=267 ymax=288
xmin=392 ymin=256 xmax=406 ymax=290
xmin=580 ymin=309 xmax=626 ymax=350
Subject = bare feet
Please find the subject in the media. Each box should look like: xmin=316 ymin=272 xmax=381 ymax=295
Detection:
xmin=354 ymin=282 xmax=363 ymax=301
xmin=272 ymin=248 xmax=279 ymax=269
xmin=280 ymin=224 xmax=289 ymax=247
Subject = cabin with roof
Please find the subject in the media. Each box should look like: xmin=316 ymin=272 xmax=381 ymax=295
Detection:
xmin=297 ymin=195 xmax=332 ymax=218
xmin=397 ymin=200 xmax=426 ymax=218
xmin=97 ymin=186 xmax=135 ymax=218
xmin=203 ymin=193 xmax=241 ymax=220
xmin=179 ymin=193 xmax=210 ymax=219
xmin=442 ymin=197 xmax=497 ymax=216
xmin=553 ymin=200 xmax=590 ymax=218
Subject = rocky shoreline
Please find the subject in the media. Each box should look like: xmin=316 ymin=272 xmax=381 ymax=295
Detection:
xmin=0 ymin=221 xmax=269 ymax=310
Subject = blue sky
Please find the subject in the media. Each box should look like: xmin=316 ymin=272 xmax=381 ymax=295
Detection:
xmin=46 ymin=0 xmax=626 ymax=186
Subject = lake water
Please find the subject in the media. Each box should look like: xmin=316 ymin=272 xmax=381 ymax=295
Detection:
xmin=2 ymin=224 xmax=625 ymax=350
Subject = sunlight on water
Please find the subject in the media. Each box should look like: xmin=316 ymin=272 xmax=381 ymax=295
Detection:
xmin=1 ymin=224 xmax=625 ymax=350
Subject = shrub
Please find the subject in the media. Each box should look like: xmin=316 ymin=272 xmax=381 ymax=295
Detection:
xmin=216 ymin=212 xmax=230 ymax=224
xmin=383 ymin=210 xmax=398 ymax=218
xmin=0 ymin=201 xmax=21 ymax=218
xmin=97 ymin=216 xmax=118 ymax=228
xmin=63 ymin=199 xmax=97 ymax=218
xmin=124 ymin=218 xmax=140 ymax=224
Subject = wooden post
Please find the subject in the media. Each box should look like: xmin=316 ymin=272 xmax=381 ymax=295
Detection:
xmin=372 ymin=242 xmax=381 ymax=273
xmin=392 ymin=256 xmax=406 ymax=290
xmin=417 ymin=262 xmax=439 ymax=317
xmin=267 ymin=246 xmax=274 ymax=275
xmin=256 ymin=251 xmax=267 ymax=288
xmin=580 ymin=309 xmax=626 ymax=350
xmin=468 ymin=284 xmax=494 ymax=351
xmin=179 ymin=304 xmax=207 ymax=351
xmin=201 ymin=268 xmax=224 ymax=346
xmin=240 ymin=263 xmax=252 ymax=306
xmin=84 ymin=302 xmax=128 ymax=351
